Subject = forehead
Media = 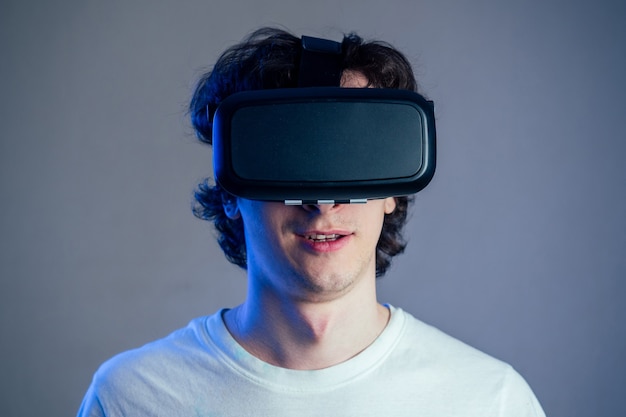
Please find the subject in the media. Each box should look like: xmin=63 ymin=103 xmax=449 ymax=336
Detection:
xmin=340 ymin=71 xmax=370 ymax=88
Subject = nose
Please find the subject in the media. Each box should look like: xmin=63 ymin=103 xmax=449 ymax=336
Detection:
xmin=301 ymin=201 xmax=344 ymax=214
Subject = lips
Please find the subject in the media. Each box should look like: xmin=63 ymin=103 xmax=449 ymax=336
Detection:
xmin=305 ymin=233 xmax=341 ymax=242
xmin=298 ymin=230 xmax=351 ymax=252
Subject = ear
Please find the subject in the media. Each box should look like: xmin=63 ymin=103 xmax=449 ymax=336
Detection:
xmin=383 ymin=197 xmax=397 ymax=214
xmin=223 ymin=197 xmax=241 ymax=219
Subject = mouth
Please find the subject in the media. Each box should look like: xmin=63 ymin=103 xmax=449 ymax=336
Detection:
xmin=298 ymin=230 xmax=352 ymax=252
xmin=304 ymin=233 xmax=342 ymax=242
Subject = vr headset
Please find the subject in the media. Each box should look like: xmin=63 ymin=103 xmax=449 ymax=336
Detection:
xmin=212 ymin=35 xmax=436 ymax=204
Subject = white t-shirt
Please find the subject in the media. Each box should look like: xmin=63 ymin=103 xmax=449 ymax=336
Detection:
xmin=78 ymin=306 xmax=545 ymax=417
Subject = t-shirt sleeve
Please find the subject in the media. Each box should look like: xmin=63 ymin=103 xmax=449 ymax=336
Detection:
xmin=499 ymin=366 xmax=546 ymax=417
xmin=76 ymin=381 xmax=106 ymax=417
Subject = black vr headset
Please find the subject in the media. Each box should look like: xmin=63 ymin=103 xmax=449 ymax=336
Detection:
xmin=212 ymin=35 xmax=436 ymax=204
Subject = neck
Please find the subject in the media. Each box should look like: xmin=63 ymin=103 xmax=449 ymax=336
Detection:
xmin=223 ymin=275 xmax=389 ymax=370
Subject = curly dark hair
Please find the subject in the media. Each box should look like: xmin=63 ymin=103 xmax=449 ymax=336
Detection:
xmin=190 ymin=27 xmax=419 ymax=277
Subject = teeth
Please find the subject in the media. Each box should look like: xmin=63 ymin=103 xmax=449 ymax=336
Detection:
xmin=306 ymin=234 xmax=339 ymax=242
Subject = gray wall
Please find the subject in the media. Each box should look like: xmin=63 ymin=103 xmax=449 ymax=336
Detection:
xmin=1 ymin=1 xmax=624 ymax=416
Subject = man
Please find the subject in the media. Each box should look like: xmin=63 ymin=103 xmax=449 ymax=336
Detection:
xmin=78 ymin=27 xmax=545 ymax=416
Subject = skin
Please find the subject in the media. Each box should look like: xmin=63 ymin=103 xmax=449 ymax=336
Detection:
xmin=222 ymin=72 xmax=396 ymax=370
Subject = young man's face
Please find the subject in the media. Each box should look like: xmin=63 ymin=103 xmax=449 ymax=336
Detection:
xmin=227 ymin=198 xmax=396 ymax=303
xmin=225 ymin=70 xmax=395 ymax=303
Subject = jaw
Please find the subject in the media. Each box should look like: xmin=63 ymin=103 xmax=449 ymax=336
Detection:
xmin=257 ymin=246 xmax=377 ymax=306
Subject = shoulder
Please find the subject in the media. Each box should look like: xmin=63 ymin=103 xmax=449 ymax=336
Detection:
xmin=388 ymin=308 xmax=545 ymax=416
xmin=78 ymin=311 xmax=240 ymax=416
xmin=85 ymin=315 xmax=214 ymax=404
xmin=99 ymin=316 xmax=208 ymax=378
xmin=394 ymin=307 xmax=509 ymax=372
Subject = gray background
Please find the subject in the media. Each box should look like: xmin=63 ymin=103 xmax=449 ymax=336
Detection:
xmin=1 ymin=0 xmax=624 ymax=416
